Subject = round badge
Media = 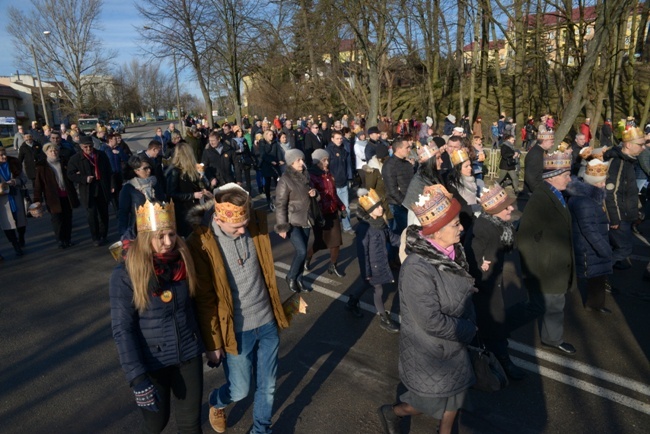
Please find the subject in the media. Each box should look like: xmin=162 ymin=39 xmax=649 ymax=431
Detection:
xmin=161 ymin=290 xmax=173 ymax=303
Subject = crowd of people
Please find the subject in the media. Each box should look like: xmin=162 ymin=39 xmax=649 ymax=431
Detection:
xmin=5 ymin=110 xmax=650 ymax=434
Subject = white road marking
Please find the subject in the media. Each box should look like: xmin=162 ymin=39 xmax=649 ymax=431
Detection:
xmin=274 ymin=262 xmax=341 ymax=286
xmin=276 ymin=265 xmax=650 ymax=415
xmin=512 ymin=357 xmax=650 ymax=415
xmin=508 ymin=340 xmax=650 ymax=397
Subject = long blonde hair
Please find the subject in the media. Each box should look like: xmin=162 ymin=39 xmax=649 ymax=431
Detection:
xmin=125 ymin=231 xmax=197 ymax=313
xmin=171 ymin=142 xmax=200 ymax=182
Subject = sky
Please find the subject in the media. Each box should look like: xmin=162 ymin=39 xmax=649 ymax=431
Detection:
xmin=0 ymin=0 xmax=198 ymax=95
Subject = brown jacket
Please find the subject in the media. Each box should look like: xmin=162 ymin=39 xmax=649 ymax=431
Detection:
xmin=186 ymin=204 xmax=289 ymax=354
xmin=33 ymin=159 xmax=80 ymax=213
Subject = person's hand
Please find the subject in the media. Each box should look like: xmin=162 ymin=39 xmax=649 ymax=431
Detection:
xmin=193 ymin=191 xmax=204 ymax=200
xmin=480 ymin=258 xmax=491 ymax=272
xmin=111 ymin=188 xmax=115 ymax=193
xmin=7 ymin=179 xmax=16 ymax=186
xmin=271 ymin=161 xmax=277 ymax=166
xmin=86 ymin=176 xmax=94 ymax=183
xmin=210 ymin=178 xmax=217 ymax=187
xmin=133 ymin=378 xmax=159 ymax=413
xmin=278 ymin=232 xmax=287 ymax=239
xmin=610 ymin=225 xmax=619 ymax=230
xmin=206 ymin=349 xmax=225 ymax=366
xmin=340 ymin=209 xmax=348 ymax=218
xmin=279 ymin=161 xmax=285 ymax=165
xmin=308 ymin=188 xmax=317 ymax=197
xmin=202 ymin=189 xmax=214 ymax=199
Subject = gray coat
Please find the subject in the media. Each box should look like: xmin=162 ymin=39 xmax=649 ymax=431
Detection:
xmin=274 ymin=165 xmax=314 ymax=233
xmin=398 ymin=226 xmax=477 ymax=398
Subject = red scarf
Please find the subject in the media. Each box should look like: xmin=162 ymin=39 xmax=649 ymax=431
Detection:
xmin=82 ymin=151 xmax=101 ymax=181
xmin=152 ymin=250 xmax=187 ymax=283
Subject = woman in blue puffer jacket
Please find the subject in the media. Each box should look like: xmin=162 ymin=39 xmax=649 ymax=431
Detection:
xmin=110 ymin=200 xmax=203 ymax=433
xmin=566 ymin=158 xmax=613 ymax=314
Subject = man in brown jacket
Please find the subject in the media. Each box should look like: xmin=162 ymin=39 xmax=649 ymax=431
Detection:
xmin=186 ymin=183 xmax=288 ymax=434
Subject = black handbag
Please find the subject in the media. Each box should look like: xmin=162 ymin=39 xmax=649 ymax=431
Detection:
xmin=309 ymin=191 xmax=325 ymax=228
xmin=468 ymin=341 xmax=509 ymax=392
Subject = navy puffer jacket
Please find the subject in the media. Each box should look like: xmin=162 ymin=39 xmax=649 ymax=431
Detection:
xmin=110 ymin=262 xmax=203 ymax=385
xmin=355 ymin=206 xmax=400 ymax=286
xmin=566 ymin=179 xmax=613 ymax=278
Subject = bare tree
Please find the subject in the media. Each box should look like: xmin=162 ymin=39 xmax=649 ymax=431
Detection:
xmin=8 ymin=0 xmax=114 ymax=116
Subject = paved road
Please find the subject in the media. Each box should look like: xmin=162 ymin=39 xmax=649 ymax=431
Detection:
xmin=0 ymin=123 xmax=649 ymax=433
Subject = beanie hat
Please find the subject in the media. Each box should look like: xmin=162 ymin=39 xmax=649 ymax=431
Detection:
xmin=311 ymin=149 xmax=329 ymax=165
xmin=284 ymin=149 xmax=305 ymax=166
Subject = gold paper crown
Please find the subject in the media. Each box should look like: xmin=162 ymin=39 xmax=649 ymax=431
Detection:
xmin=214 ymin=187 xmax=250 ymax=224
xmin=538 ymin=131 xmax=554 ymax=141
xmin=450 ymin=148 xmax=469 ymax=166
xmin=543 ymin=151 xmax=572 ymax=172
xmin=417 ymin=145 xmax=437 ymax=161
xmin=622 ymin=127 xmax=645 ymax=144
xmin=411 ymin=185 xmax=458 ymax=234
xmin=358 ymin=188 xmax=382 ymax=212
xmin=584 ymin=159 xmax=610 ymax=178
xmin=558 ymin=141 xmax=570 ymax=152
xmin=479 ymin=185 xmax=514 ymax=214
xmin=136 ymin=200 xmax=176 ymax=232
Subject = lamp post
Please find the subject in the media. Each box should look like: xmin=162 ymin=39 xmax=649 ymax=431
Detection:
xmin=30 ymin=31 xmax=50 ymax=126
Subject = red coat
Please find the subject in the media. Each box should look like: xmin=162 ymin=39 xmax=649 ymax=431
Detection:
xmin=580 ymin=123 xmax=592 ymax=143
xmin=308 ymin=166 xmax=345 ymax=215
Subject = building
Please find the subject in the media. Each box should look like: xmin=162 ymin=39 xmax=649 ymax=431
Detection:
xmin=462 ymin=40 xmax=507 ymax=70
xmin=0 ymin=72 xmax=61 ymax=131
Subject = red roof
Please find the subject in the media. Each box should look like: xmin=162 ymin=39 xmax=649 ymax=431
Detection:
xmin=524 ymin=5 xmax=597 ymax=27
xmin=339 ymin=38 xmax=356 ymax=52
xmin=463 ymin=40 xmax=505 ymax=52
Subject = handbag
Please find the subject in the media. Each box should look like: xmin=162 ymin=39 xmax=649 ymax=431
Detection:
xmin=309 ymin=192 xmax=325 ymax=228
xmin=468 ymin=341 xmax=509 ymax=392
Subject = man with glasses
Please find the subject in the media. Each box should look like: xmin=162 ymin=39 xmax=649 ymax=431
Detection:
xmin=304 ymin=123 xmax=323 ymax=166
xmin=604 ymin=127 xmax=645 ymax=270
xmin=327 ymin=131 xmax=354 ymax=234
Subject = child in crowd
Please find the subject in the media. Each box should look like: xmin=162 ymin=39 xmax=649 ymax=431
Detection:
xmin=346 ymin=188 xmax=401 ymax=333
xmin=491 ymin=121 xmax=499 ymax=149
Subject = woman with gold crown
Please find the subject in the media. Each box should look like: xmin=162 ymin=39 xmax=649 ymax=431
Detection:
xmin=444 ymin=147 xmax=483 ymax=235
xmin=109 ymin=199 xmax=204 ymax=433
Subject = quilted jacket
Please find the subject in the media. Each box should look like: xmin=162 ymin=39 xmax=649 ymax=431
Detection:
xmin=398 ymin=226 xmax=477 ymax=398
xmin=355 ymin=206 xmax=400 ymax=286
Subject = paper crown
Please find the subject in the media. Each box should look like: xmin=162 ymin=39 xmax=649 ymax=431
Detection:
xmin=583 ymin=159 xmax=610 ymax=184
xmin=136 ymin=200 xmax=176 ymax=232
xmin=196 ymin=163 xmax=205 ymax=174
xmin=411 ymin=185 xmax=461 ymax=235
xmin=450 ymin=148 xmax=469 ymax=166
xmin=538 ymin=131 xmax=554 ymax=141
xmin=622 ymin=127 xmax=645 ymax=144
xmin=358 ymin=188 xmax=382 ymax=212
xmin=480 ymin=184 xmax=516 ymax=215
xmin=214 ymin=183 xmax=250 ymax=224
xmin=542 ymin=151 xmax=572 ymax=179
xmin=417 ymin=145 xmax=437 ymax=161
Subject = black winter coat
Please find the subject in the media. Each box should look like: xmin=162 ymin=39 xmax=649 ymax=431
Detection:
xmin=566 ymin=180 xmax=613 ymax=278
xmin=524 ymin=144 xmax=545 ymax=193
xmin=18 ymin=141 xmax=45 ymax=179
xmin=304 ymin=132 xmax=323 ymax=165
xmin=356 ymin=207 xmax=400 ymax=286
xmin=165 ymin=166 xmax=203 ymax=237
xmin=259 ymin=139 xmax=281 ymax=178
xmin=201 ymin=143 xmax=235 ymax=187
xmin=326 ymin=143 xmax=350 ymax=187
xmin=604 ymin=146 xmax=640 ymax=225
xmin=382 ymin=155 xmax=415 ymax=205
xmin=66 ymin=150 xmax=113 ymax=208
xmin=109 ymin=263 xmax=203 ymax=385
xmin=499 ymin=143 xmax=517 ymax=170
xmin=399 ymin=226 xmax=477 ymax=398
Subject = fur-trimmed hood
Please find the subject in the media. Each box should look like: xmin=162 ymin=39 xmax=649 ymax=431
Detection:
xmin=566 ymin=178 xmax=606 ymax=203
xmin=187 ymin=200 xmax=216 ymax=226
xmin=362 ymin=155 xmax=382 ymax=172
xmin=404 ymin=225 xmax=471 ymax=277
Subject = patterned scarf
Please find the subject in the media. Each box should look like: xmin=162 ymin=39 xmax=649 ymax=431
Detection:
xmin=152 ymin=250 xmax=187 ymax=285
xmin=479 ymin=212 xmax=514 ymax=248
xmin=82 ymin=151 xmax=101 ymax=180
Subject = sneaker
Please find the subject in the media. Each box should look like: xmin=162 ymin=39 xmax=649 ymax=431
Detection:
xmin=379 ymin=312 xmax=400 ymax=333
xmin=377 ymin=404 xmax=401 ymax=434
xmin=209 ymin=406 xmax=227 ymax=433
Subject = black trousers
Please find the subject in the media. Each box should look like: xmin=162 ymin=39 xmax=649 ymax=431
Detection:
xmin=234 ymin=161 xmax=252 ymax=192
xmin=50 ymin=198 xmax=73 ymax=243
xmin=140 ymin=355 xmax=203 ymax=434
xmin=86 ymin=193 xmax=109 ymax=241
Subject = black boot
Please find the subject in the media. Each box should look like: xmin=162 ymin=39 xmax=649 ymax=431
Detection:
xmin=4 ymin=230 xmax=23 ymax=257
xmin=346 ymin=296 xmax=363 ymax=318
xmin=17 ymin=226 xmax=26 ymax=247
xmin=378 ymin=311 xmax=400 ymax=333
xmin=328 ymin=263 xmax=344 ymax=277
xmin=286 ymin=277 xmax=300 ymax=293
xmin=497 ymin=354 xmax=526 ymax=381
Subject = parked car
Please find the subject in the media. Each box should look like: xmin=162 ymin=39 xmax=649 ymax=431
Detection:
xmin=78 ymin=118 xmax=104 ymax=133
xmin=156 ymin=115 xmax=166 ymax=121
xmin=108 ymin=120 xmax=125 ymax=134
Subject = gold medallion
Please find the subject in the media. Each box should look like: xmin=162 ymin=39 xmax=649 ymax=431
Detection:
xmin=161 ymin=290 xmax=173 ymax=303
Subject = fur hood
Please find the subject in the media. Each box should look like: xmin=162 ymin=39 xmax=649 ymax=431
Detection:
xmin=187 ymin=200 xmax=215 ymax=226
xmin=566 ymin=179 xmax=606 ymax=203
xmin=404 ymin=225 xmax=471 ymax=277
xmin=284 ymin=165 xmax=310 ymax=183
xmin=362 ymin=155 xmax=382 ymax=172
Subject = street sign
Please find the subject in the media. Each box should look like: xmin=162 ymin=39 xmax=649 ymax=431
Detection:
xmin=0 ymin=117 xmax=16 ymax=125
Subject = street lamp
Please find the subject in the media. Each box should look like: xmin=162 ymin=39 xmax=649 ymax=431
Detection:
xmin=143 ymin=26 xmax=184 ymax=135
xmin=30 ymin=30 xmax=51 ymax=127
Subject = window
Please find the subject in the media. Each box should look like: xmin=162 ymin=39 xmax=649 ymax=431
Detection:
xmin=0 ymin=99 xmax=9 ymax=110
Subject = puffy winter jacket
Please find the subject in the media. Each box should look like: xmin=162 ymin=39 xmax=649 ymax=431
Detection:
xmin=355 ymin=206 xmax=400 ymax=285
xmin=604 ymin=146 xmax=641 ymax=225
xmin=274 ymin=166 xmax=314 ymax=232
xmin=309 ymin=166 xmax=345 ymax=215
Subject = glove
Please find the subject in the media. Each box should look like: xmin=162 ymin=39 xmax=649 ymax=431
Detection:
xmin=133 ymin=378 xmax=160 ymax=412
xmin=340 ymin=209 xmax=348 ymax=219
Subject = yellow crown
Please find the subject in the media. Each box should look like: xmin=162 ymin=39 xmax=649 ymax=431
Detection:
xmin=215 ymin=200 xmax=250 ymax=224
xmin=584 ymin=159 xmax=610 ymax=178
xmin=358 ymin=188 xmax=382 ymax=212
xmin=136 ymin=200 xmax=176 ymax=232
xmin=450 ymin=149 xmax=469 ymax=166
xmin=622 ymin=127 xmax=645 ymax=144
xmin=538 ymin=131 xmax=554 ymax=141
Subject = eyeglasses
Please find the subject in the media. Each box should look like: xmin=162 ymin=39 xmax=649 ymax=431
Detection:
xmin=138 ymin=166 xmax=152 ymax=171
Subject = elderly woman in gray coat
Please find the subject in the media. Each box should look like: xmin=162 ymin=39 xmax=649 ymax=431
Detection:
xmin=379 ymin=185 xmax=477 ymax=434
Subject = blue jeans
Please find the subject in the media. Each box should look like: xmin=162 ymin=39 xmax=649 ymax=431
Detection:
xmin=210 ymin=321 xmax=279 ymax=434
xmin=336 ymin=186 xmax=352 ymax=231
xmin=288 ymin=226 xmax=310 ymax=281
xmin=609 ymin=220 xmax=634 ymax=262
xmin=389 ymin=203 xmax=408 ymax=235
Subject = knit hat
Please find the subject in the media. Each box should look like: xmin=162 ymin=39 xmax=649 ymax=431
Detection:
xmin=358 ymin=188 xmax=382 ymax=213
xmin=426 ymin=116 xmax=433 ymax=127
xmin=311 ymin=149 xmax=329 ymax=165
xmin=43 ymin=142 xmax=58 ymax=152
xmin=622 ymin=127 xmax=645 ymax=145
xmin=375 ymin=144 xmax=389 ymax=159
xmin=446 ymin=114 xmax=456 ymax=124
xmin=480 ymin=184 xmax=515 ymax=215
xmin=411 ymin=185 xmax=461 ymax=235
xmin=538 ymin=131 xmax=554 ymax=141
xmin=542 ymin=151 xmax=572 ymax=179
xmin=450 ymin=148 xmax=470 ymax=166
xmin=432 ymin=136 xmax=446 ymax=148
xmin=582 ymin=159 xmax=610 ymax=185
xmin=284 ymin=149 xmax=305 ymax=166
xmin=453 ymin=127 xmax=464 ymax=134
xmin=367 ymin=126 xmax=380 ymax=135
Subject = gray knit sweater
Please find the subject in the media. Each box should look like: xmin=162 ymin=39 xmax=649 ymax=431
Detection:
xmin=212 ymin=220 xmax=274 ymax=332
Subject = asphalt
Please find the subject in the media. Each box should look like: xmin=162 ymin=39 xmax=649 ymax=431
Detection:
xmin=0 ymin=122 xmax=648 ymax=434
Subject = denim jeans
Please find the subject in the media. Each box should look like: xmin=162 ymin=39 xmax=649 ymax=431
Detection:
xmin=389 ymin=203 xmax=408 ymax=235
xmin=336 ymin=186 xmax=352 ymax=230
xmin=609 ymin=220 xmax=634 ymax=262
xmin=288 ymin=226 xmax=310 ymax=281
xmin=210 ymin=321 xmax=279 ymax=434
